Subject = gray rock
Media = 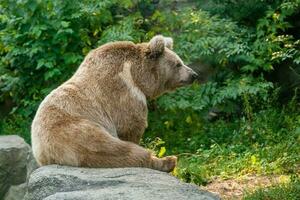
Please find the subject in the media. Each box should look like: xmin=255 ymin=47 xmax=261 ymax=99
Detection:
xmin=0 ymin=135 xmax=38 ymax=199
xmin=4 ymin=183 xmax=27 ymax=200
xmin=25 ymin=165 xmax=219 ymax=200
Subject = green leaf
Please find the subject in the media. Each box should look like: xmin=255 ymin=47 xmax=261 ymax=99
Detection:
xmin=61 ymin=21 xmax=70 ymax=28
xmin=158 ymin=147 xmax=166 ymax=158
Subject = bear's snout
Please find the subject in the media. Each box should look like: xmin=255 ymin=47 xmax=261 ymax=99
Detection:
xmin=185 ymin=67 xmax=198 ymax=84
xmin=190 ymin=71 xmax=198 ymax=81
xmin=178 ymin=65 xmax=199 ymax=86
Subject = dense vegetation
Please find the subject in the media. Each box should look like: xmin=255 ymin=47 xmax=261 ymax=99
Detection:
xmin=1 ymin=0 xmax=299 ymax=198
xmin=244 ymin=177 xmax=300 ymax=200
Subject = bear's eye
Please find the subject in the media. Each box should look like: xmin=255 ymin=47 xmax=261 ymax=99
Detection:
xmin=176 ymin=63 xmax=182 ymax=68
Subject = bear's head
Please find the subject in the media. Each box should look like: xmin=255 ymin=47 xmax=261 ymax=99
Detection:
xmin=134 ymin=35 xmax=198 ymax=99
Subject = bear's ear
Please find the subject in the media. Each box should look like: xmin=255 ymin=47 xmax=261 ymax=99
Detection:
xmin=148 ymin=35 xmax=165 ymax=58
xmin=147 ymin=35 xmax=174 ymax=58
xmin=164 ymin=37 xmax=173 ymax=49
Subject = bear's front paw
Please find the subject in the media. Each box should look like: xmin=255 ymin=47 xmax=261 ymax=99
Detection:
xmin=161 ymin=156 xmax=177 ymax=172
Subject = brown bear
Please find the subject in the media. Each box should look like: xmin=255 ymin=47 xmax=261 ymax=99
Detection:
xmin=31 ymin=35 xmax=198 ymax=172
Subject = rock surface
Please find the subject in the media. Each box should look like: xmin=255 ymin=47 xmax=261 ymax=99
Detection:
xmin=24 ymin=165 xmax=219 ymax=200
xmin=0 ymin=136 xmax=219 ymax=200
xmin=0 ymin=135 xmax=38 ymax=199
xmin=4 ymin=183 xmax=27 ymax=200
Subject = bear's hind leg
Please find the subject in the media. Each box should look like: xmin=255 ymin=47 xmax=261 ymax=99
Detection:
xmin=50 ymin=119 xmax=177 ymax=172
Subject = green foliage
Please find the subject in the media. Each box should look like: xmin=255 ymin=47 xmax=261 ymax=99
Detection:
xmin=243 ymin=176 xmax=300 ymax=200
xmin=144 ymin=4 xmax=300 ymax=189
xmin=195 ymin=0 xmax=282 ymax=26
xmin=1 ymin=0 xmax=300 ymax=140
xmin=157 ymin=77 xmax=272 ymax=112
xmin=0 ymin=0 xmax=149 ymax=141
xmin=153 ymin=0 xmax=300 ymax=114
xmin=146 ymin=95 xmax=300 ymax=185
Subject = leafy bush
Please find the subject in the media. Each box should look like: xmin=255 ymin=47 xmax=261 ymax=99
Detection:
xmin=145 ymin=95 xmax=300 ymax=185
xmin=143 ymin=3 xmax=300 ymax=187
xmin=0 ymin=0 xmax=149 ymax=141
xmin=154 ymin=0 xmax=300 ymax=114
xmin=1 ymin=0 xmax=300 ymax=141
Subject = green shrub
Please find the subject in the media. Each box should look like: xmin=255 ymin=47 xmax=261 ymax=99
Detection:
xmin=0 ymin=0 xmax=149 ymax=141
xmin=1 ymin=0 xmax=300 ymax=142
xmin=145 ymin=93 xmax=300 ymax=184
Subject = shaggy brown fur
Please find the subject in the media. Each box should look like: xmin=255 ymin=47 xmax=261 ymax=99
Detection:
xmin=31 ymin=35 xmax=197 ymax=172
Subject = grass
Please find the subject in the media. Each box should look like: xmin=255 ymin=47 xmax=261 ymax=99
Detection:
xmin=243 ymin=178 xmax=300 ymax=200
xmin=173 ymin=138 xmax=299 ymax=186
xmin=144 ymin=101 xmax=300 ymax=198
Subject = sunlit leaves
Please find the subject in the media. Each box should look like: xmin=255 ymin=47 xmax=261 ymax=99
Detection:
xmin=157 ymin=77 xmax=273 ymax=112
xmin=0 ymin=0 xmax=146 ymax=139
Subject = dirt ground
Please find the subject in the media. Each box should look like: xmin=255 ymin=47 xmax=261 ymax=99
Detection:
xmin=201 ymin=175 xmax=286 ymax=199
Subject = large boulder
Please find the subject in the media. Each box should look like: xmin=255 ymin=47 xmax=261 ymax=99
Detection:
xmin=4 ymin=183 xmax=27 ymax=200
xmin=24 ymin=165 xmax=219 ymax=200
xmin=0 ymin=135 xmax=38 ymax=199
